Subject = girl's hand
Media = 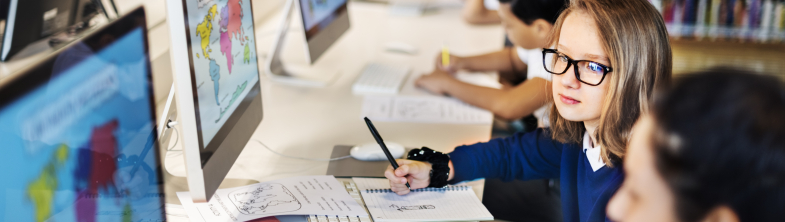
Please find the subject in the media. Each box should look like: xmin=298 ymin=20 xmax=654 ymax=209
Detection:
xmin=415 ymin=69 xmax=456 ymax=95
xmin=383 ymin=159 xmax=432 ymax=195
xmin=435 ymin=53 xmax=464 ymax=73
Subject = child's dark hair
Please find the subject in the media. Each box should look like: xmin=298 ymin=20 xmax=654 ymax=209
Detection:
xmin=651 ymin=68 xmax=785 ymax=222
xmin=497 ymin=0 xmax=568 ymax=24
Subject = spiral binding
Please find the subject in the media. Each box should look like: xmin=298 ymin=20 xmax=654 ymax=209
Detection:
xmin=364 ymin=186 xmax=471 ymax=193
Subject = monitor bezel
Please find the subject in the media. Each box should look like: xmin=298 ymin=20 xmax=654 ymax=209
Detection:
xmin=0 ymin=7 xmax=166 ymax=220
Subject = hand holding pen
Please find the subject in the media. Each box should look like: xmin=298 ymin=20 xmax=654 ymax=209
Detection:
xmin=383 ymin=159 xmax=434 ymax=195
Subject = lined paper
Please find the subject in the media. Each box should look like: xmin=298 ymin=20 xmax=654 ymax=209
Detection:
xmin=352 ymin=178 xmax=493 ymax=222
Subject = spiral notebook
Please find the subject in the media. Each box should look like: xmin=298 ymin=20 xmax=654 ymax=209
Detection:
xmin=352 ymin=178 xmax=493 ymax=222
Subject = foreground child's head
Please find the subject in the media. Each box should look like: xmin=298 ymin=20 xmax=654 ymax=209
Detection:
xmin=545 ymin=0 xmax=672 ymax=165
xmin=497 ymin=0 xmax=567 ymax=49
xmin=608 ymin=69 xmax=785 ymax=222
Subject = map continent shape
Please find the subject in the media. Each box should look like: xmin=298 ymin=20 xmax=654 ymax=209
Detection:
xmin=225 ymin=0 xmax=244 ymax=40
xmin=209 ymin=59 xmax=221 ymax=105
xmin=218 ymin=0 xmax=245 ymax=73
xmin=243 ymin=44 xmax=250 ymax=63
xmin=74 ymin=120 xmax=121 ymax=222
xmin=215 ymin=81 xmax=247 ymax=123
xmin=27 ymin=144 xmax=69 ymax=222
xmin=219 ymin=31 xmax=233 ymax=73
xmin=196 ymin=5 xmax=218 ymax=60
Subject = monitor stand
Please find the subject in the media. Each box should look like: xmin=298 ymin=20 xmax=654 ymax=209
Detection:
xmin=157 ymin=83 xmax=259 ymax=204
xmin=265 ymin=0 xmax=337 ymax=88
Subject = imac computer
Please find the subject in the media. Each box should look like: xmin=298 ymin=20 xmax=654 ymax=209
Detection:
xmin=0 ymin=7 xmax=166 ymax=221
xmin=166 ymin=0 xmax=264 ymax=202
xmin=266 ymin=0 xmax=350 ymax=87
xmin=0 ymin=0 xmax=108 ymax=61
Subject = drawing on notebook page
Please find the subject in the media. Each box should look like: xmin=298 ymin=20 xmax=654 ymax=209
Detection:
xmin=228 ymin=183 xmax=302 ymax=215
xmin=389 ymin=204 xmax=436 ymax=212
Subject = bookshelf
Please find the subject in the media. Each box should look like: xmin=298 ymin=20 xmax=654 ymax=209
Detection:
xmin=671 ymin=39 xmax=785 ymax=77
xmin=653 ymin=0 xmax=785 ymax=43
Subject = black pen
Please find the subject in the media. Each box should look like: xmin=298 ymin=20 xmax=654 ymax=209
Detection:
xmin=364 ymin=117 xmax=411 ymax=190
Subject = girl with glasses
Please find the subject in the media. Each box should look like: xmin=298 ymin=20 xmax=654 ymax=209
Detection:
xmin=384 ymin=0 xmax=671 ymax=221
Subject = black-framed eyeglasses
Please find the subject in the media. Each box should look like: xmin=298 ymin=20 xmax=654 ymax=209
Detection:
xmin=542 ymin=48 xmax=613 ymax=86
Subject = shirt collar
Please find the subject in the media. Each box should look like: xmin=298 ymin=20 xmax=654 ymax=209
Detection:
xmin=583 ymin=132 xmax=607 ymax=172
xmin=583 ymin=132 xmax=595 ymax=153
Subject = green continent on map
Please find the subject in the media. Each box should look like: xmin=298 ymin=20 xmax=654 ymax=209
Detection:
xmin=196 ymin=4 xmax=218 ymax=59
xmin=28 ymin=144 xmax=70 ymax=222
xmin=123 ymin=203 xmax=133 ymax=222
xmin=243 ymin=44 xmax=250 ymax=63
xmin=215 ymin=81 xmax=248 ymax=123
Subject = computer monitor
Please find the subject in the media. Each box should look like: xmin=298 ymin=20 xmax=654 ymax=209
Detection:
xmin=1 ymin=0 xmax=74 ymax=61
xmin=165 ymin=0 xmax=263 ymax=202
xmin=266 ymin=0 xmax=350 ymax=87
xmin=299 ymin=0 xmax=349 ymax=64
xmin=0 ymin=7 xmax=165 ymax=221
xmin=0 ymin=0 xmax=104 ymax=61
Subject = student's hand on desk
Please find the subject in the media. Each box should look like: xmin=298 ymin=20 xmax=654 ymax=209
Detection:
xmin=415 ymin=69 xmax=456 ymax=95
xmin=435 ymin=53 xmax=464 ymax=73
xmin=384 ymin=159 xmax=432 ymax=195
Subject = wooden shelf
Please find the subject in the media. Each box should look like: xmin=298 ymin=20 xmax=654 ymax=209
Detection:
xmin=671 ymin=39 xmax=785 ymax=79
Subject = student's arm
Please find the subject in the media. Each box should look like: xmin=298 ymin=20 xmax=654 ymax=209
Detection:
xmin=385 ymin=129 xmax=563 ymax=195
xmin=416 ymin=70 xmax=550 ymax=120
xmin=462 ymin=0 xmax=501 ymax=25
xmin=442 ymin=47 xmax=526 ymax=74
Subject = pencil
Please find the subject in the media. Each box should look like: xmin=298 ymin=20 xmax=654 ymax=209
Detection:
xmin=441 ymin=44 xmax=450 ymax=67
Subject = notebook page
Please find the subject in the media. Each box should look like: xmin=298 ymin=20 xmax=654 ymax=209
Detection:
xmin=361 ymin=96 xmax=494 ymax=125
xmin=352 ymin=178 xmax=493 ymax=222
xmin=353 ymin=177 xmax=394 ymax=190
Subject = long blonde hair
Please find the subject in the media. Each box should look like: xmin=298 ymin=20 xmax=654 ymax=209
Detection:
xmin=547 ymin=0 xmax=672 ymax=166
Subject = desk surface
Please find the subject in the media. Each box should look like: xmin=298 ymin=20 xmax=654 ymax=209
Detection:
xmin=160 ymin=0 xmax=503 ymax=206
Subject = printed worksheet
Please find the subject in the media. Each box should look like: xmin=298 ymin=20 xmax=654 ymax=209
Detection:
xmin=177 ymin=175 xmax=367 ymax=222
xmin=352 ymin=178 xmax=493 ymax=222
xmin=361 ymin=96 xmax=493 ymax=124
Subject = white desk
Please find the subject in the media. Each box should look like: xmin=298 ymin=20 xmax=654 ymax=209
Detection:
xmin=160 ymin=1 xmax=504 ymax=206
xmin=163 ymin=0 xmax=502 ymax=175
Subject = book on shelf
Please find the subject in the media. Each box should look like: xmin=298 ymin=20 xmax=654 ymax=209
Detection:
xmin=654 ymin=0 xmax=785 ymax=42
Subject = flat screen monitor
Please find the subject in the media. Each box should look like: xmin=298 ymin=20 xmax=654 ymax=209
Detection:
xmin=299 ymin=0 xmax=349 ymax=64
xmin=0 ymin=7 xmax=165 ymax=221
xmin=1 ymin=0 xmax=78 ymax=61
xmin=166 ymin=0 xmax=263 ymax=202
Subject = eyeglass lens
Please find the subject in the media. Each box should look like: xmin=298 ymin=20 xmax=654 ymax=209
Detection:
xmin=544 ymin=52 xmax=606 ymax=85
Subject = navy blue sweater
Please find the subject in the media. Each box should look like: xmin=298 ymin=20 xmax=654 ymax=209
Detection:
xmin=448 ymin=128 xmax=624 ymax=222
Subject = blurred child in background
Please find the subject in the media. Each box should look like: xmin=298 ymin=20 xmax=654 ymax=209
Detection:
xmin=416 ymin=0 xmax=567 ymax=130
xmin=462 ymin=0 xmax=501 ymax=24
xmin=608 ymin=69 xmax=785 ymax=222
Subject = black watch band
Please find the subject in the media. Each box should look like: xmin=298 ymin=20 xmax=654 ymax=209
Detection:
xmin=407 ymin=147 xmax=451 ymax=188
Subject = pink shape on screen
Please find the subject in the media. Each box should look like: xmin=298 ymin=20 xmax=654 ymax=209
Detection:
xmin=226 ymin=0 xmax=244 ymax=41
xmin=220 ymin=31 xmax=233 ymax=73
xmin=89 ymin=120 xmax=118 ymax=192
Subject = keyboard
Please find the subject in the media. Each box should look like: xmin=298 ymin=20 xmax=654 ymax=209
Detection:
xmin=306 ymin=179 xmax=372 ymax=222
xmin=352 ymin=63 xmax=410 ymax=95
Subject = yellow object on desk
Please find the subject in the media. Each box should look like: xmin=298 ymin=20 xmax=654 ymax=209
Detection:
xmin=441 ymin=45 xmax=450 ymax=67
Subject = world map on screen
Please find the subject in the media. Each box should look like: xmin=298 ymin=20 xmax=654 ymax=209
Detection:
xmin=188 ymin=0 xmax=259 ymax=147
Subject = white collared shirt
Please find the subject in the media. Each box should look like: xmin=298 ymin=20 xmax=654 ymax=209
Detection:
xmin=583 ymin=132 xmax=606 ymax=172
xmin=516 ymin=46 xmax=552 ymax=127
